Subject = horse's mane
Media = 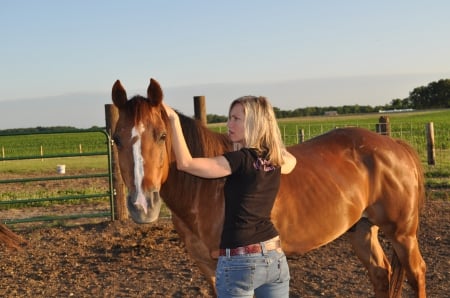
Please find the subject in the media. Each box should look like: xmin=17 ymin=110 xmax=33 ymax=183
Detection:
xmin=177 ymin=112 xmax=232 ymax=157
xmin=161 ymin=111 xmax=232 ymax=215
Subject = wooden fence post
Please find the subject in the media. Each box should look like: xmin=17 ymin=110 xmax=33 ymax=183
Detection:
xmin=105 ymin=104 xmax=128 ymax=221
xmin=376 ymin=116 xmax=391 ymax=136
xmin=194 ymin=96 xmax=207 ymax=125
xmin=298 ymin=129 xmax=305 ymax=144
xmin=426 ymin=122 xmax=436 ymax=166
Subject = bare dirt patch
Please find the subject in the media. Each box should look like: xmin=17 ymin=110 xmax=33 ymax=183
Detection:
xmin=0 ymin=200 xmax=448 ymax=297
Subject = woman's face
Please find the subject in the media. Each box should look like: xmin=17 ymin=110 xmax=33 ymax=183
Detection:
xmin=227 ymin=103 xmax=245 ymax=145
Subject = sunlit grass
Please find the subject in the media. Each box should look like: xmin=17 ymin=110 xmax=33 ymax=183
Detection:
xmin=1 ymin=156 xmax=108 ymax=176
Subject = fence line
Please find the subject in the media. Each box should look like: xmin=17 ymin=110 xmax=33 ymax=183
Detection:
xmin=0 ymin=130 xmax=115 ymax=226
xmin=214 ymin=121 xmax=449 ymax=170
xmin=278 ymin=122 xmax=449 ymax=171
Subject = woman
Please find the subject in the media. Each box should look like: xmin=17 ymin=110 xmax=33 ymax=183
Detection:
xmin=163 ymin=96 xmax=296 ymax=297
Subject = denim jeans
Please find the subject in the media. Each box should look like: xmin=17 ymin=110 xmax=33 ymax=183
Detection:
xmin=215 ymin=249 xmax=290 ymax=298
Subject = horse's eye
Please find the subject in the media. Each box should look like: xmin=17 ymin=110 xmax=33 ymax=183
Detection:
xmin=113 ymin=135 xmax=122 ymax=147
xmin=160 ymin=133 xmax=167 ymax=142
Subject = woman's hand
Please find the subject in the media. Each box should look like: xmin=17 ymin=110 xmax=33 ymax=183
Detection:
xmin=281 ymin=149 xmax=297 ymax=174
xmin=162 ymin=102 xmax=177 ymax=121
xmin=161 ymin=101 xmax=232 ymax=178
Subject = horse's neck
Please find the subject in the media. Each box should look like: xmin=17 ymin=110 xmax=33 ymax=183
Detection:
xmin=179 ymin=114 xmax=204 ymax=156
xmin=161 ymin=113 xmax=230 ymax=218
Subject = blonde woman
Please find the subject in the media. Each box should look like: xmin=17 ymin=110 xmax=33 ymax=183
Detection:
xmin=163 ymin=96 xmax=296 ymax=297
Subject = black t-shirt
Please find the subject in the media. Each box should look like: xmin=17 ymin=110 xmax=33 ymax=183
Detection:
xmin=220 ymin=148 xmax=281 ymax=248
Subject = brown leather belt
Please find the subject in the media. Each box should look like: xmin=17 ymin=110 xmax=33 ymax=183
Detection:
xmin=219 ymin=237 xmax=281 ymax=256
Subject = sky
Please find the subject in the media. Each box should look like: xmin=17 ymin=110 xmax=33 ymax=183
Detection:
xmin=1 ymin=0 xmax=450 ymax=129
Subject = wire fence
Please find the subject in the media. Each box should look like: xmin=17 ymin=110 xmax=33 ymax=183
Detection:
xmin=213 ymin=121 xmax=449 ymax=172
xmin=279 ymin=122 xmax=449 ymax=173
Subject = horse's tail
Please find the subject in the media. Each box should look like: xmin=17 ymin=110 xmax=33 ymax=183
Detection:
xmin=0 ymin=223 xmax=28 ymax=250
xmin=389 ymin=250 xmax=406 ymax=298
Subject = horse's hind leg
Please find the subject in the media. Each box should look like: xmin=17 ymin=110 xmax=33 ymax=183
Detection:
xmin=388 ymin=229 xmax=426 ymax=297
xmin=348 ymin=218 xmax=391 ymax=298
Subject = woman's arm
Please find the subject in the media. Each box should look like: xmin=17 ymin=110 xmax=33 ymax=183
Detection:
xmin=281 ymin=149 xmax=297 ymax=174
xmin=163 ymin=103 xmax=231 ymax=178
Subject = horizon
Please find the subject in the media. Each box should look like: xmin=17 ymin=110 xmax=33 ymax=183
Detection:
xmin=1 ymin=74 xmax=448 ymax=130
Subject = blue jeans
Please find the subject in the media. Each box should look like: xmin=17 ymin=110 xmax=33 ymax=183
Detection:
xmin=215 ymin=249 xmax=290 ymax=298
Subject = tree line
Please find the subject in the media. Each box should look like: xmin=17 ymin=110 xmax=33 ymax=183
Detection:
xmin=1 ymin=79 xmax=448 ymax=133
xmin=207 ymin=78 xmax=450 ymax=123
xmin=0 ymin=126 xmax=104 ymax=135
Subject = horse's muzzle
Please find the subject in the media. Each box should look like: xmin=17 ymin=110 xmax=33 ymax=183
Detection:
xmin=127 ymin=191 xmax=162 ymax=223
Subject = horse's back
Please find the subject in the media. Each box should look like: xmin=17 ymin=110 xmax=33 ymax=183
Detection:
xmin=273 ymin=127 xmax=424 ymax=254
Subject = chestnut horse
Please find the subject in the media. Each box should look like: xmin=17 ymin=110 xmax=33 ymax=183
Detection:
xmin=111 ymin=78 xmax=426 ymax=297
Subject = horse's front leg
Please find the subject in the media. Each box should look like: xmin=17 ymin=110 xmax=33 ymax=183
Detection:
xmin=171 ymin=214 xmax=218 ymax=296
xmin=347 ymin=218 xmax=392 ymax=298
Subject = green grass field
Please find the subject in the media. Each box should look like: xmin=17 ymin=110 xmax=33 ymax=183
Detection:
xmin=0 ymin=130 xmax=109 ymax=160
xmin=210 ymin=109 xmax=450 ymax=144
xmin=2 ymin=109 xmax=449 ymax=159
xmin=1 ymin=109 xmax=449 ymax=207
xmin=213 ymin=109 xmax=450 ymax=171
xmin=208 ymin=109 xmax=450 ymax=200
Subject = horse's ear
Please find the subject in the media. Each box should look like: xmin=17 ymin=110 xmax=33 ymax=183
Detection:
xmin=147 ymin=78 xmax=164 ymax=106
xmin=112 ymin=80 xmax=128 ymax=109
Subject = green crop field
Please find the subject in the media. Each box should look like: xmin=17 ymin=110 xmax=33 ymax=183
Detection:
xmin=1 ymin=109 xmax=449 ymax=176
xmin=2 ymin=110 xmax=449 ymax=161
xmin=211 ymin=109 xmax=450 ymax=145
xmin=212 ymin=109 xmax=450 ymax=157
xmin=1 ymin=109 xmax=449 ymax=213
xmin=0 ymin=130 xmax=109 ymax=160
xmin=211 ymin=109 xmax=450 ymax=199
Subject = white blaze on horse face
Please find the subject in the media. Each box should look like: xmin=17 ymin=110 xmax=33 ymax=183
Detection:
xmin=131 ymin=123 xmax=148 ymax=214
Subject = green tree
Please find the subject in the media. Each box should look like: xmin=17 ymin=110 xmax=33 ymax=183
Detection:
xmin=207 ymin=114 xmax=227 ymax=124
xmin=390 ymin=98 xmax=404 ymax=109
xmin=409 ymin=79 xmax=450 ymax=109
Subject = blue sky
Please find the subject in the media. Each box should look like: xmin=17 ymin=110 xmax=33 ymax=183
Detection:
xmin=1 ymin=1 xmax=450 ymax=128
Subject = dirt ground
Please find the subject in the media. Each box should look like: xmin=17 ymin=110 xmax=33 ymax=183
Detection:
xmin=0 ymin=200 xmax=448 ymax=298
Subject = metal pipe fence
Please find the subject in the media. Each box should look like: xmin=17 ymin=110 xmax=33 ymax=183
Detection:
xmin=0 ymin=130 xmax=114 ymax=225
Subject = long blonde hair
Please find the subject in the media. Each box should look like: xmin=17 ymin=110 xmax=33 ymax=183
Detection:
xmin=229 ymin=96 xmax=286 ymax=167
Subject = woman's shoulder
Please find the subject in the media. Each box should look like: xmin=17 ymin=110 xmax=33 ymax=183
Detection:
xmin=223 ymin=148 xmax=256 ymax=169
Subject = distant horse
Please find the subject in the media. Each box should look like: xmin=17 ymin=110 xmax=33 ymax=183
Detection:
xmin=111 ymin=78 xmax=426 ymax=298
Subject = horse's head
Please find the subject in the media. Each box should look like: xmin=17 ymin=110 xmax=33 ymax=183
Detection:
xmin=111 ymin=78 xmax=171 ymax=223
